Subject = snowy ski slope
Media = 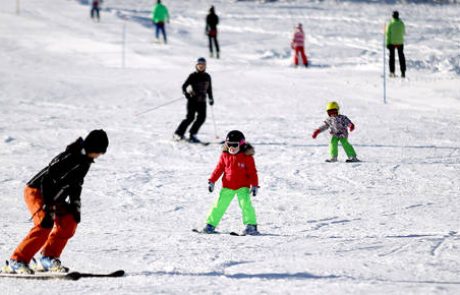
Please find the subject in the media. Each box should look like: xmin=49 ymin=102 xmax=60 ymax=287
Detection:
xmin=0 ymin=0 xmax=459 ymax=294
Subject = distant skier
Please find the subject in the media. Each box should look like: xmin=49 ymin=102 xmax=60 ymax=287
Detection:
xmin=90 ymin=0 xmax=101 ymax=22
xmin=386 ymin=11 xmax=406 ymax=78
xmin=291 ymin=23 xmax=309 ymax=67
xmin=312 ymin=102 xmax=359 ymax=162
xmin=202 ymin=130 xmax=260 ymax=235
xmin=2 ymin=130 xmax=109 ymax=274
xmin=174 ymin=57 xmax=214 ymax=143
xmin=206 ymin=6 xmax=220 ymax=59
xmin=152 ymin=0 xmax=170 ymax=44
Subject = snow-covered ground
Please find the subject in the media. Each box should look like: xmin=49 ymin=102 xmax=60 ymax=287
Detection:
xmin=1 ymin=0 xmax=459 ymax=294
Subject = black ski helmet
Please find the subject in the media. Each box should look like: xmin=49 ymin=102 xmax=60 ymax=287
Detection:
xmin=196 ymin=57 xmax=207 ymax=65
xmin=226 ymin=130 xmax=245 ymax=143
xmin=84 ymin=129 xmax=109 ymax=153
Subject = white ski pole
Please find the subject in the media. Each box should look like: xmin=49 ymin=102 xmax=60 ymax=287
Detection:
xmin=383 ymin=23 xmax=387 ymax=104
xmin=210 ymin=105 xmax=219 ymax=139
xmin=135 ymin=97 xmax=183 ymax=116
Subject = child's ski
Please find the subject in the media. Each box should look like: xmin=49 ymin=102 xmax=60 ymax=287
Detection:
xmin=0 ymin=269 xmax=125 ymax=280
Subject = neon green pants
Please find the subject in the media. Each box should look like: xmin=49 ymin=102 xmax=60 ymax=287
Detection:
xmin=206 ymin=187 xmax=257 ymax=227
xmin=330 ymin=136 xmax=357 ymax=158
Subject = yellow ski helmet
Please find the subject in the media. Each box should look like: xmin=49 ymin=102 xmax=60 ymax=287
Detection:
xmin=326 ymin=101 xmax=340 ymax=112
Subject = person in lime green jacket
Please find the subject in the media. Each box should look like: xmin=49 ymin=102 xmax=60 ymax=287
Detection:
xmin=386 ymin=11 xmax=406 ymax=78
xmin=152 ymin=0 xmax=169 ymax=44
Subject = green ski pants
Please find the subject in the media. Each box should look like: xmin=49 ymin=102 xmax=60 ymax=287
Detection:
xmin=330 ymin=136 xmax=357 ymax=158
xmin=206 ymin=187 xmax=257 ymax=227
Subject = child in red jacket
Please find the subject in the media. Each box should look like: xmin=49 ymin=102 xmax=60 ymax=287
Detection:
xmin=203 ymin=130 xmax=259 ymax=235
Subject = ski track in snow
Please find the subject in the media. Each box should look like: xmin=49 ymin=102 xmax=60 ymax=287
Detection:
xmin=1 ymin=0 xmax=460 ymax=294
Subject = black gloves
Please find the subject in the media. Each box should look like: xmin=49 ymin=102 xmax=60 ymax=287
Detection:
xmin=209 ymin=98 xmax=214 ymax=106
xmin=184 ymin=92 xmax=192 ymax=100
xmin=40 ymin=204 xmax=54 ymax=228
xmin=208 ymin=182 xmax=215 ymax=193
xmin=72 ymin=210 xmax=81 ymax=224
xmin=250 ymin=186 xmax=259 ymax=197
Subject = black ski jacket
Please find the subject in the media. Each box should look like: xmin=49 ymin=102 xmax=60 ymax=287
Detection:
xmin=206 ymin=13 xmax=219 ymax=31
xmin=27 ymin=138 xmax=93 ymax=215
xmin=182 ymin=71 xmax=213 ymax=103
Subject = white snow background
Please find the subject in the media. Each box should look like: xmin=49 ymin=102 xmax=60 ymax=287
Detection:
xmin=1 ymin=0 xmax=459 ymax=294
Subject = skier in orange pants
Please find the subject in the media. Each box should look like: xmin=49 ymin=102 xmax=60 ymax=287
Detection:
xmin=2 ymin=130 xmax=109 ymax=274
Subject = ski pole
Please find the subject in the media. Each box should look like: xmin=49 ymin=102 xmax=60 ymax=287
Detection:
xmin=135 ymin=97 xmax=183 ymax=116
xmin=210 ymin=105 xmax=219 ymax=139
xmin=383 ymin=23 xmax=387 ymax=104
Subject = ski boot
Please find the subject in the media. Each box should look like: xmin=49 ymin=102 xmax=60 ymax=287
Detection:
xmin=189 ymin=134 xmax=201 ymax=143
xmin=37 ymin=256 xmax=68 ymax=273
xmin=389 ymin=72 xmax=396 ymax=78
xmin=243 ymin=224 xmax=259 ymax=236
xmin=2 ymin=259 xmax=34 ymax=274
xmin=345 ymin=157 xmax=360 ymax=163
xmin=325 ymin=157 xmax=337 ymax=163
xmin=202 ymin=224 xmax=216 ymax=234
xmin=173 ymin=133 xmax=184 ymax=141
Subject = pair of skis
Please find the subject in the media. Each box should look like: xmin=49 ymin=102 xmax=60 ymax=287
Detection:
xmin=192 ymin=229 xmax=255 ymax=236
xmin=0 ymin=269 xmax=125 ymax=281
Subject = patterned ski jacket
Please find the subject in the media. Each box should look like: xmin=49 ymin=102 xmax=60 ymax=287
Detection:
xmin=182 ymin=71 xmax=213 ymax=103
xmin=209 ymin=144 xmax=258 ymax=190
xmin=318 ymin=114 xmax=353 ymax=138
xmin=291 ymin=28 xmax=305 ymax=48
xmin=27 ymin=138 xmax=93 ymax=216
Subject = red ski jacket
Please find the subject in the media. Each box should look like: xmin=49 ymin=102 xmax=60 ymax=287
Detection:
xmin=209 ymin=144 xmax=258 ymax=190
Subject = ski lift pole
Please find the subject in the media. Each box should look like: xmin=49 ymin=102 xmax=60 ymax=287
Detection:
xmin=210 ymin=105 xmax=219 ymax=139
xmin=122 ymin=21 xmax=126 ymax=68
xmin=16 ymin=0 xmax=20 ymax=15
xmin=383 ymin=24 xmax=387 ymax=104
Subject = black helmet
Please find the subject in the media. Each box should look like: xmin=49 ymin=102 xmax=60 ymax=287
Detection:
xmin=196 ymin=57 xmax=207 ymax=65
xmin=226 ymin=130 xmax=245 ymax=143
xmin=392 ymin=11 xmax=399 ymax=19
xmin=84 ymin=129 xmax=109 ymax=153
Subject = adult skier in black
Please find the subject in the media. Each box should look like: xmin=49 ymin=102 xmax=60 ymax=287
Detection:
xmin=206 ymin=6 xmax=220 ymax=58
xmin=174 ymin=57 xmax=214 ymax=143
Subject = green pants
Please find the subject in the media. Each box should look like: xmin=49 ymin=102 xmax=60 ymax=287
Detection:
xmin=330 ymin=136 xmax=357 ymax=158
xmin=206 ymin=187 xmax=257 ymax=227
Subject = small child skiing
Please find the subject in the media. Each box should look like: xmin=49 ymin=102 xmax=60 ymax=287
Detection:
xmin=2 ymin=130 xmax=109 ymax=274
xmin=202 ymin=130 xmax=260 ymax=235
xmin=312 ymin=101 xmax=359 ymax=162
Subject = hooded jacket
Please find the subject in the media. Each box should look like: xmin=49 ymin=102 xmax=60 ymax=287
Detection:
xmin=209 ymin=143 xmax=258 ymax=190
xmin=27 ymin=138 xmax=93 ymax=215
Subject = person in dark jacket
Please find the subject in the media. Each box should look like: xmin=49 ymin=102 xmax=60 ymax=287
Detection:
xmin=174 ymin=57 xmax=214 ymax=143
xmin=90 ymin=0 xmax=101 ymax=22
xmin=2 ymin=130 xmax=109 ymax=274
xmin=206 ymin=6 xmax=220 ymax=58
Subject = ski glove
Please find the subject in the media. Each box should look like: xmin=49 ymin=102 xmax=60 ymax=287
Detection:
xmin=349 ymin=123 xmax=355 ymax=132
xmin=209 ymin=98 xmax=214 ymax=106
xmin=312 ymin=129 xmax=321 ymax=139
xmin=40 ymin=205 xmax=55 ymax=229
xmin=208 ymin=181 xmax=215 ymax=193
xmin=250 ymin=186 xmax=259 ymax=197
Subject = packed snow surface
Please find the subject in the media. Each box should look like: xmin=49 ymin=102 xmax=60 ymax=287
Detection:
xmin=1 ymin=0 xmax=459 ymax=294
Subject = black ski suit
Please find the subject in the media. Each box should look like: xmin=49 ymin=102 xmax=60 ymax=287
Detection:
xmin=206 ymin=12 xmax=219 ymax=56
xmin=175 ymin=71 xmax=214 ymax=137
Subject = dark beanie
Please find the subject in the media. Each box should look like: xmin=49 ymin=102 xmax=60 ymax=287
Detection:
xmin=84 ymin=129 xmax=109 ymax=153
xmin=392 ymin=11 xmax=399 ymax=19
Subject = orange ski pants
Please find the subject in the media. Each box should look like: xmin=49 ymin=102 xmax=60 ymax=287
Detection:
xmin=11 ymin=186 xmax=78 ymax=263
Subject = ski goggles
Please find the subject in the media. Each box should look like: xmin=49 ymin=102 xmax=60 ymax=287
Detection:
xmin=226 ymin=141 xmax=240 ymax=148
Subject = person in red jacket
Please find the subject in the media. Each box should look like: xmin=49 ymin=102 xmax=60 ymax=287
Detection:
xmin=203 ymin=130 xmax=259 ymax=235
xmin=291 ymin=23 xmax=309 ymax=67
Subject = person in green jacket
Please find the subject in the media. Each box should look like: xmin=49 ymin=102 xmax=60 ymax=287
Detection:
xmin=386 ymin=11 xmax=406 ymax=78
xmin=152 ymin=0 xmax=169 ymax=44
